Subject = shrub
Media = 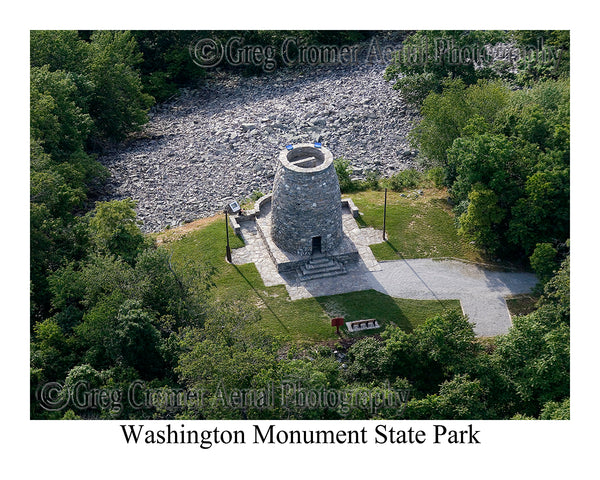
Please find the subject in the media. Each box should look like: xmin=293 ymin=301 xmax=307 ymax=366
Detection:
xmin=426 ymin=166 xmax=446 ymax=188
xmin=530 ymin=243 xmax=558 ymax=285
xmin=334 ymin=158 xmax=355 ymax=193
xmin=249 ymin=190 xmax=264 ymax=201
xmin=387 ymin=169 xmax=422 ymax=192
xmin=391 ymin=72 xmax=439 ymax=107
xmin=344 ymin=337 xmax=389 ymax=382
xmin=362 ymin=169 xmax=381 ymax=190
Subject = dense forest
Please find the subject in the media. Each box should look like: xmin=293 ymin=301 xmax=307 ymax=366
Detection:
xmin=30 ymin=30 xmax=569 ymax=420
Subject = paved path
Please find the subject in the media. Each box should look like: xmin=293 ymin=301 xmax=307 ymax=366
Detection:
xmin=232 ymin=211 xmax=538 ymax=337
xmin=369 ymin=259 xmax=537 ymax=336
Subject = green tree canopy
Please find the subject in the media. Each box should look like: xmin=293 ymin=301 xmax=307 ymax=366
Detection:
xmin=176 ymin=302 xmax=279 ymax=393
xmin=30 ymin=65 xmax=93 ymax=159
xmin=88 ymin=199 xmax=147 ymax=263
xmin=457 ymin=186 xmax=506 ymax=255
xmin=529 ymin=242 xmax=558 ymax=285
xmin=404 ymin=374 xmax=489 ymax=420
xmin=384 ymin=30 xmax=506 ymax=106
xmin=86 ymin=31 xmax=154 ymax=141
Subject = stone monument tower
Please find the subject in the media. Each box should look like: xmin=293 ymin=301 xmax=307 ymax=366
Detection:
xmin=271 ymin=143 xmax=343 ymax=256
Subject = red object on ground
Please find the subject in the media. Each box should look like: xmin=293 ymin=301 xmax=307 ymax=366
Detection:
xmin=331 ymin=317 xmax=344 ymax=334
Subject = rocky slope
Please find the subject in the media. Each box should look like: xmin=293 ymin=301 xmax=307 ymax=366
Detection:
xmin=98 ymin=62 xmax=419 ymax=232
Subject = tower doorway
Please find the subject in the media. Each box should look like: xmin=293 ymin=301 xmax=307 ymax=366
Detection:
xmin=311 ymin=236 xmax=322 ymax=255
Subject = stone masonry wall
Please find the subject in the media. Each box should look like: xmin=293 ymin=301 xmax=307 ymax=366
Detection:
xmin=271 ymin=144 xmax=343 ymax=256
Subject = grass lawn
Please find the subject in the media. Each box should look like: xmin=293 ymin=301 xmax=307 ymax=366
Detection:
xmin=317 ymin=291 xmax=460 ymax=338
xmin=157 ymin=201 xmax=461 ymax=343
xmin=350 ymin=189 xmax=484 ymax=262
xmin=506 ymin=294 xmax=540 ymax=317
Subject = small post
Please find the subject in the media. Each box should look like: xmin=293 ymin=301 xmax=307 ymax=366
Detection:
xmin=383 ymin=187 xmax=388 ymax=241
xmin=225 ymin=210 xmax=232 ymax=263
xmin=331 ymin=317 xmax=344 ymax=335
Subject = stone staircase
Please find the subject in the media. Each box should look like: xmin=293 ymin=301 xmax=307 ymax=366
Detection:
xmin=298 ymin=256 xmax=346 ymax=281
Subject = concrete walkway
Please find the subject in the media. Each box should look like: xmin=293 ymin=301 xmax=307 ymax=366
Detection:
xmin=369 ymin=259 xmax=537 ymax=336
xmin=232 ymin=211 xmax=538 ymax=337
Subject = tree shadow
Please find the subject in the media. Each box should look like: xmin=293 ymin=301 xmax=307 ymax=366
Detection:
xmin=315 ymin=289 xmax=415 ymax=334
xmin=232 ymin=264 xmax=290 ymax=333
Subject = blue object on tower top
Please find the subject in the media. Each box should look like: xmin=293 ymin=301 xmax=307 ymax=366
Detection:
xmin=314 ymin=142 xmax=322 ymax=148
xmin=285 ymin=144 xmax=293 ymax=150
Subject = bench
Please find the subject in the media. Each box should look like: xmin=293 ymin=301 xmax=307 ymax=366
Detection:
xmin=341 ymin=198 xmax=360 ymax=218
xmin=346 ymin=319 xmax=380 ymax=333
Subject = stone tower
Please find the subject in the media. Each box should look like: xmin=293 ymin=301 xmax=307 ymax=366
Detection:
xmin=271 ymin=143 xmax=343 ymax=256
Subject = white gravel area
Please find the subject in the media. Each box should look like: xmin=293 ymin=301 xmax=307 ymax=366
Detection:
xmin=369 ymin=258 xmax=537 ymax=336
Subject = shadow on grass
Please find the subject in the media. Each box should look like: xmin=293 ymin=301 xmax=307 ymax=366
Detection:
xmin=385 ymin=239 xmax=401 ymax=256
xmin=316 ymin=290 xmax=414 ymax=333
xmin=355 ymin=214 xmax=369 ymax=228
xmin=232 ymin=264 xmax=289 ymax=333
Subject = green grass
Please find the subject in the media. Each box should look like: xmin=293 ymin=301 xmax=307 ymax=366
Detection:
xmin=506 ymin=294 xmax=540 ymax=317
xmin=160 ymin=208 xmax=461 ymax=343
xmin=163 ymin=218 xmax=335 ymax=341
xmin=350 ymin=189 xmax=483 ymax=262
xmin=317 ymin=290 xmax=460 ymax=337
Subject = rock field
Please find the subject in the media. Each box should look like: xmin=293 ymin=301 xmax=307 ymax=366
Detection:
xmin=98 ymin=60 xmax=420 ymax=232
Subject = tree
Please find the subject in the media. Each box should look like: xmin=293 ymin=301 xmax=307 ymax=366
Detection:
xmin=538 ymin=252 xmax=570 ymax=324
xmin=448 ymin=133 xmax=527 ymax=206
xmin=109 ymin=300 xmax=165 ymax=378
xmin=384 ymin=30 xmax=506 ymax=107
xmin=31 ymin=319 xmax=76 ymax=382
xmin=30 ymin=65 xmax=93 ymax=160
xmin=510 ymin=31 xmax=570 ymax=85
xmin=508 ymin=167 xmax=569 ymax=256
xmin=407 ymin=76 xmax=568 ymax=261
xmin=410 ymin=79 xmax=510 ymax=169
xmin=344 ymin=337 xmax=389 ymax=383
xmin=59 ymin=254 xmax=135 ymax=310
xmin=334 ymin=157 xmax=354 ymax=193
xmin=381 ymin=326 xmax=416 ymax=381
xmin=133 ymin=248 xmax=195 ymax=324
xmin=31 ymin=30 xmax=154 ymax=144
xmin=404 ymin=374 xmax=489 ymax=420
xmin=412 ymin=309 xmax=480 ymax=377
xmin=458 ymin=186 xmax=505 ymax=255
xmin=88 ymin=199 xmax=147 ymax=263
xmin=493 ymin=309 xmax=569 ymax=416
xmin=30 ymin=30 xmax=88 ymax=74
xmin=75 ymin=297 xmax=165 ymax=379
xmin=30 ymin=168 xmax=86 ymax=219
xmin=63 ymin=364 xmax=103 ymax=392
xmin=132 ymin=30 xmax=206 ymax=102
xmin=529 ymin=243 xmax=558 ymax=284
xmin=86 ymin=31 xmax=154 ymax=141
xmin=176 ymin=301 xmax=279 ymax=395
xmin=382 ymin=310 xmax=481 ymax=396
xmin=274 ymin=356 xmax=344 ymax=420
xmin=410 ymin=78 xmax=472 ymax=167
xmin=539 ymin=398 xmax=569 ymax=420
xmin=385 ymin=71 xmax=438 ymax=107
xmin=30 ymin=197 xmax=91 ymax=321
xmin=496 ymin=79 xmax=569 ymax=158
